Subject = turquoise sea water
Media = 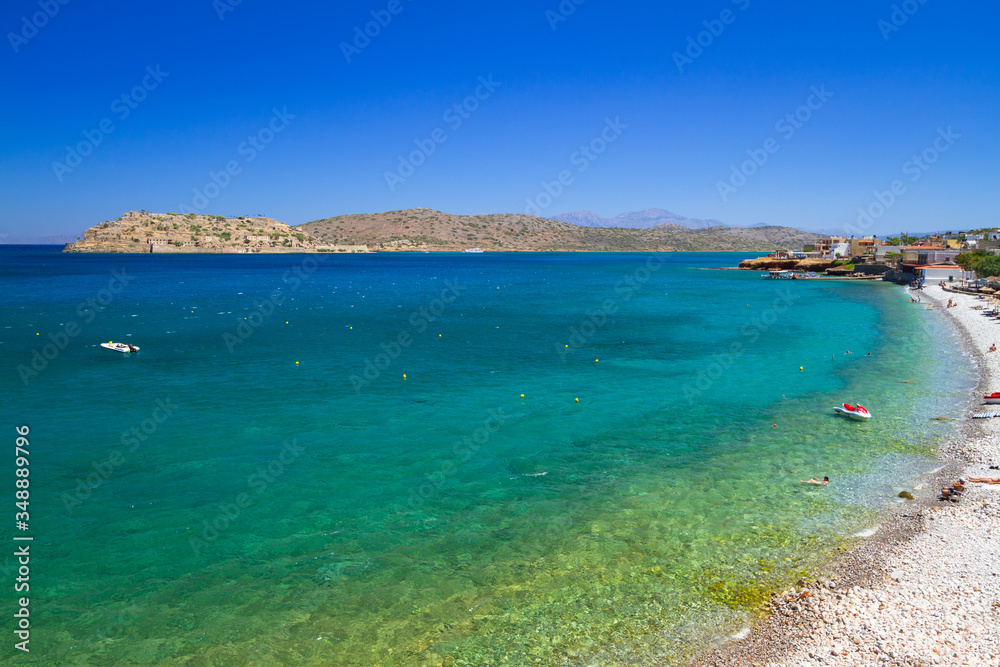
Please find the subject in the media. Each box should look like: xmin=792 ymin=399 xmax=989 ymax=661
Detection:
xmin=2 ymin=248 xmax=973 ymax=665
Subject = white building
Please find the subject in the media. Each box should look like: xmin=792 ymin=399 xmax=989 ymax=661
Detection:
xmin=916 ymin=265 xmax=970 ymax=282
xmin=826 ymin=242 xmax=852 ymax=258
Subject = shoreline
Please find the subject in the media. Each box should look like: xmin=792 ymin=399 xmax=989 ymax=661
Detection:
xmin=693 ymin=284 xmax=1000 ymax=667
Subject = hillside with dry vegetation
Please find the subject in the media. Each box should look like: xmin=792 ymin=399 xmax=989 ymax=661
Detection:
xmin=299 ymin=208 xmax=822 ymax=252
xmin=63 ymin=211 xmax=329 ymax=253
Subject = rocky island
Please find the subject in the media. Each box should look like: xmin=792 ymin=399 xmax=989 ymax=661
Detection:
xmin=62 ymin=211 xmax=368 ymax=254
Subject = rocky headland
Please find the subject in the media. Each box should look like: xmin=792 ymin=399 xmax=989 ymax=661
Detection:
xmin=737 ymin=256 xmax=839 ymax=272
xmin=300 ymin=208 xmax=823 ymax=252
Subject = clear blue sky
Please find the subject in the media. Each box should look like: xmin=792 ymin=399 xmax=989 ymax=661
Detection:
xmin=2 ymin=0 xmax=998 ymax=239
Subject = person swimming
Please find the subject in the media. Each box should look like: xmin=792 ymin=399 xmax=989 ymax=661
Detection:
xmin=801 ymin=476 xmax=829 ymax=485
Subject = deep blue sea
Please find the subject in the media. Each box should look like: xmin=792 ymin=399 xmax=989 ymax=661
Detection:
xmin=1 ymin=247 xmax=973 ymax=665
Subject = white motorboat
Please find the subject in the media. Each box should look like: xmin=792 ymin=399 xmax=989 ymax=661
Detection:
xmin=833 ymin=403 xmax=870 ymax=420
xmin=101 ymin=341 xmax=140 ymax=354
xmin=762 ymin=270 xmax=795 ymax=279
xmin=465 ymin=248 xmax=483 ymax=253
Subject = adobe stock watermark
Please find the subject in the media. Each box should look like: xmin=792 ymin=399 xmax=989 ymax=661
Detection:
xmin=178 ymin=106 xmax=295 ymax=214
xmin=189 ymin=439 xmax=305 ymax=555
xmin=716 ymin=85 xmax=833 ymax=202
xmin=52 ymin=66 xmax=169 ymax=182
xmin=682 ymin=286 xmax=800 ymax=403
xmin=60 ymin=398 xmax=177 ymax=515
xmin=213 ymin=0 xmax=242 ymax=21
xmin=398 ymin=408 xmax=506 ymax=512
xmin=545 ymin=0 xmax=586 ymax=30
xmin=845 ymin=126 xmax=959 ymax=237
xmin=384 ymin=75 xmax=501 ymax=192
xmin=223 ymin=254 xmax=328 ymax=352
xmin=340 ymin=0 xmax=414 ymax=63
xmin=556 ymin=254 xmax=666 ymax=361
xmin=524 ymin=117 xmax=628 ymax=216
xmin=350 ymin=278 xmax=467 ymax=393
xmin=7 ymin=0 xmax=71 ymax=54
xmin=878 ymin=0 xmax=929 ymax=41
xmin=673 ymin=0 xmax=751 ymax=73
xmin=15 ymin=268 xmax=135 ymax=386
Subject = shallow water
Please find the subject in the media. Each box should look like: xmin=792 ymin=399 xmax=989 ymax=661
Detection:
xmin=1 ymin=248 xmax=972 ymax=665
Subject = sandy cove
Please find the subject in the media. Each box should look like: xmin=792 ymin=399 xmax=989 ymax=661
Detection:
xmin=695 ymin=284 xmax=1000 ymax=667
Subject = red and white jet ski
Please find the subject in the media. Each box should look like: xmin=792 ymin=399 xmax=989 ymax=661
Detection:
xmin=833 ymin=403 xmax=870 ymax=420
xmin=984 ymin=392 xmax=1000 ymax=405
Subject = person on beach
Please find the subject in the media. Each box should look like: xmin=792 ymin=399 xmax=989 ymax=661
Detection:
xmin=801 ymin=477 xmax=829 ymax=485
xmin=989 ymin=344 xmax=997 ymax=353
xmin=967 ymin=477 xmax=1000 ymax=484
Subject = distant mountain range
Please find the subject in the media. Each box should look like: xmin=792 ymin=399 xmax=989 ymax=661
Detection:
xmin=552 ymin=208 xmax=722 ymax=230
xmin=551 ymin=208 xmax=768 ymax=230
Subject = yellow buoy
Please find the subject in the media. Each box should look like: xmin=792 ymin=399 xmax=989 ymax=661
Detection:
xmin=520 ymin=394 xmax=525 ymax=398
xmin=800 ymin=366 xmax=804 ymax=371
xmin=403 ymin=374 xmax=407 ymax=379
xmin=595 ymin=359 xmax=599 ymax=363
xmin=439 ymin=334 xmax=442 ymax=337
xmin=575 ymin=398 xmax=579 ymax=402
xmin=295 ymin=361 xmax=299 ymax=365
xmin=286 ymin=321 xmax=288 ymax=324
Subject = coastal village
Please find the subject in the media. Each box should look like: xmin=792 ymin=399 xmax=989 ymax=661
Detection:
xmin=739 ymin=231 xmax=1000 ymax=286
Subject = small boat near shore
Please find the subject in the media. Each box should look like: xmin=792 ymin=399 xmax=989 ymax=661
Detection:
xmin=101 ymin=341 xmax=140 ymax=354
xmin=833 ymin=403 xmax=870 ymax=420
xmin=984 ymin=392 xmax=1000 ymax=404
xmin=761 ymin=270 xmax=820 ymax=280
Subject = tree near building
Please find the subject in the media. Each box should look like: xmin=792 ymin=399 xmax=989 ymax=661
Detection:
xmin=957 ymin=250 xmax=1000 ymax=278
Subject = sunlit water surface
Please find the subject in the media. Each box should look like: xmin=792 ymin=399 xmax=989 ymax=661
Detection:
xmin=1 ymin=248 xmax=971 ymax=665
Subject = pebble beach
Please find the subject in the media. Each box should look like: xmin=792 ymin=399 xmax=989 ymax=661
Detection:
xmin=696 ymin=283 xmax=1000 ymax=667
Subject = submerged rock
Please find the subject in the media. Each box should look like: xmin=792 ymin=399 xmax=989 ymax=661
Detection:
xmin=898 ymin=491 xmax=914 ymax=500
